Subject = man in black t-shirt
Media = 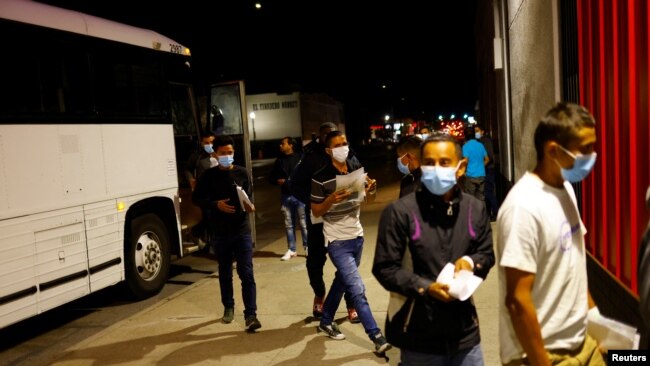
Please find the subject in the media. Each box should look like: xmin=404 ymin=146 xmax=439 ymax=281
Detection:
xmin=192 ymin=135 xmax=261 ymax=331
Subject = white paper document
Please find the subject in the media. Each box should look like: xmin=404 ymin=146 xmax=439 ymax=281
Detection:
xmin=236 ymin=186 xmax=254 ymax=212
xmin=335 ymin=168 xmax=367 ymax=203
xmin=587 ymin=309 xmax=639 ymax=350
xmin=436 ymin=263 xmax=483 ymax=301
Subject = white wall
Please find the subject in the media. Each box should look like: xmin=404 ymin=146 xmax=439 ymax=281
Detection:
xmin=246 ymin=92 xmax=302 ymax=141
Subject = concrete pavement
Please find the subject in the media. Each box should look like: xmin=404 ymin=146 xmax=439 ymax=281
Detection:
xmin=50 ymin=179 xmax=500 ymax=366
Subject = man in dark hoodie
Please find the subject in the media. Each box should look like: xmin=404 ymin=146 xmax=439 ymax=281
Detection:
xmin=373 ymin=133 xmax=495 ymax=365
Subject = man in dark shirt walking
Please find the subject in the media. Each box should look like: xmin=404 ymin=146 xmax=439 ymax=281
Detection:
xmin=192 ymin=135 xmax=261 ymax=331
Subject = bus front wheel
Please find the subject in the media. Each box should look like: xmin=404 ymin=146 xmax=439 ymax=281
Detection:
xmin=125 ymin=213 xmax=171 ymax=299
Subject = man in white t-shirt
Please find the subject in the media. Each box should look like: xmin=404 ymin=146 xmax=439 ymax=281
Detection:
xmin=496 ymin=102 xmax=605 ymax=365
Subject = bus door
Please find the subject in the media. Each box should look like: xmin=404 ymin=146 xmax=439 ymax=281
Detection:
xmin=208 ymin=81 xmax=256 ymax=246
xmin=168 ymin=83 xmax=203 ymax=255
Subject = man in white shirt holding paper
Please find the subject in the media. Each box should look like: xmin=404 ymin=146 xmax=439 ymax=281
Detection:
xmin=373 ymin=133 xmax=495 ymax=365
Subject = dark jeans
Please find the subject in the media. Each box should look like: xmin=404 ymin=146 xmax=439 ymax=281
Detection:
xmin=484 ymin=167 xmax=498 ymax=218
xmin=400 ymin=344 xmax=484 ymax=366
xmin=463 ymin=176 xmax=485 ymax=201
xmin=306 ymin=220 xmax=353 ymax=308
xmin=212 ymin=230 xmax=257 ymax=317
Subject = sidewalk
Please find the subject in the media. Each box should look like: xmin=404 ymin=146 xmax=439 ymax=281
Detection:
xmin=51 ymin=182 xmax=500 ymax=365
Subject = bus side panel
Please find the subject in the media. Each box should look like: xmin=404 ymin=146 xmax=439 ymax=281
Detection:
xmin=34 ymin=209 xmax=90 ymax=313
xmin=0 ymin=125 xmax=108 ymax=220
xmin=83 ymin=201 xmax=123 ymax=292
xmin=0 ymin=222 xmax=37 ymax=329
xmin=101 ymin=124 xmax=178 ymax=196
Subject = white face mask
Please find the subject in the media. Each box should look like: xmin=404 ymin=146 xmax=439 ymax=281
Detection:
xmin=330 ymin=146 xmax=349 ymax=163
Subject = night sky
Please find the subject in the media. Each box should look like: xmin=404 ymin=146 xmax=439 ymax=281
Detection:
xmin=42 ymin=0 xmax=478 ymax=129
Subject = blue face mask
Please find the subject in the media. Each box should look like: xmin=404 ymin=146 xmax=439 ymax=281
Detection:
xmin=420 ymin=164 xmax=458 ymax=195
xmin=203 ymin=144 xmax=214 ymax=154
xmin=397 ymin=154 xmax=411 ymax=175
xmin=556 ymin=145 xmax=597 ymax=183
xmin=218 ymin=154 xmax=234 ymax=168
xmin=475 ymin=132 xmax=482 ymax=139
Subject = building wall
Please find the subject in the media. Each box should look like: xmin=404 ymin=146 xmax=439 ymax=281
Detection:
xmin=246 ymin=92 xmax=302 ymax=141
xmin=507 ymin=0 xmax=559 ymax=179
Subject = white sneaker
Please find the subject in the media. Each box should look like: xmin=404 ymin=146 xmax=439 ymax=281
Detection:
xmin=281 ymin=250 xmax=297 ymax=261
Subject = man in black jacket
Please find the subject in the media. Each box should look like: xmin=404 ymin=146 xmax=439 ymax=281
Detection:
xmin=373 ymin=133 xmax=494 ymax=365
xmin=268 ymin=136 xmax=308 ymax=260
xmin=192 ymin=135 xmax=261 ymax=331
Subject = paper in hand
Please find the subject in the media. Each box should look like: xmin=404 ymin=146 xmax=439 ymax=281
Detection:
xmin=236 ymin=185 xmax=254 ymax=212
xmin=436 ymin=263 xmax=483 ymax=301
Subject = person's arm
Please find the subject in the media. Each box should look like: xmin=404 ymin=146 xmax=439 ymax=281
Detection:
xmin=191 ymin=172 xmax=213 ymax=211
xmin=457 ymin=201 xmax=495 ymax=278
xmin=365 ymin=176 xmax=377 ymax=203
xmin=184 ymin=153 xmax=199 ymax=190
xmin=311 ymin=188 xmax=351 ymax=217
xmin=290 ymin=156 xmax=311 ymax=205
xmin=268 ymin=158 xmax=286 ymax=186
xmin=372 ymin=203 xmax=441 ymax=299
xmin=504 ymin=267 xmax=551 ymax=366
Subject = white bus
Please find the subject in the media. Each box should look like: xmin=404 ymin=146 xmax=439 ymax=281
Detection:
xmin=0 ymin=0 xmax=203 ymax=328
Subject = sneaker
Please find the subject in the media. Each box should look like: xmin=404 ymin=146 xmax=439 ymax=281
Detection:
xmin=318 ymin=323 xmax=346 ymax=340
xmin=245 ymin=315 xmax=262 ymax=331
xmin=281 ymin=249 xmax=297 ymax=261
xmin=313 ymin=296 xmax=324 ymax=318
xmin=223 ymin=307 xmax=234 ymax=323
xmin=347 ymin=308 xmax=361 ymax=323
xmin=372 ymin=333 xmax=392 ymax=354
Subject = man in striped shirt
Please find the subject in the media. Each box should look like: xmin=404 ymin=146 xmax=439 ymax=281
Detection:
xmin=310 ymin=130 xmax=390 ymax=354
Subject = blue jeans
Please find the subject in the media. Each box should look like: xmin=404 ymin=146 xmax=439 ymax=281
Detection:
xmin=212 ymin=231 xmax=257 ymax=317
xmin=320 ymin=237 xmax=380 ymax=340
xmin=400 ymin=344 xmax=484 ymax=366
xmin=280 ymin=195 xmax=308 ymax=251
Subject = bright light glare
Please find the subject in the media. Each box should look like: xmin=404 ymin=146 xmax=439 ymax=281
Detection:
xmin=255 ymin=3 xmax=262 ymax=9
xmin=250 ymin=112 xmax=256 ymax=119
xmin=438 ymin=115 xmax=443 ymax=121
xmin=450 ymin=114 xmax=455 ymax=119
xmin=384 ymin=114 xmax=390 ymax=121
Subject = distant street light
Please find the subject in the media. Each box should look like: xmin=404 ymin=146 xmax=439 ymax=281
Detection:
xmin=249 ymin=112 xmax=256 ymax=141
xmin=255 ymin=3 xmax=262 ymax=9
xmin=450 ymin=114 xmax=455 ymax=119
xmin=384 ymin=114 xmax=390 ymax=122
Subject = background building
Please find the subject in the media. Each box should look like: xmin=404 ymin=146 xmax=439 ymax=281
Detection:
xmin=246 ymin=92 xmax=345 ymax=158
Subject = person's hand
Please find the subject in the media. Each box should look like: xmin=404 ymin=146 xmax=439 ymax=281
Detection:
xmin=277 ymin=179 xmax=286 ymax=186
xmin=243 ymin=201 xmax=256 ymax=213
xmin=328 ymin=189 xmax=351 ymax=204
xmin=190 ymin=179 xmax=196 ymax=191
xmin=216 ymin=199 xmax=236 ymax=214
xmin=454 ymin=257 xmax=473 ymax=274
xmin=427 ymin=282 xmax=453 ymax=302
xmin=365 ymin=178 xmax=377 ymax=195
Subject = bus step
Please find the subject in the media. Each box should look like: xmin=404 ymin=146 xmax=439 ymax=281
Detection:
xmin=182 ymin=242 xmax=200 ymax=255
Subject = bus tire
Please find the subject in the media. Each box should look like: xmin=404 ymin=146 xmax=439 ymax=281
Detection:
xmin=125 ymin=213 xmax=171 ymax=299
